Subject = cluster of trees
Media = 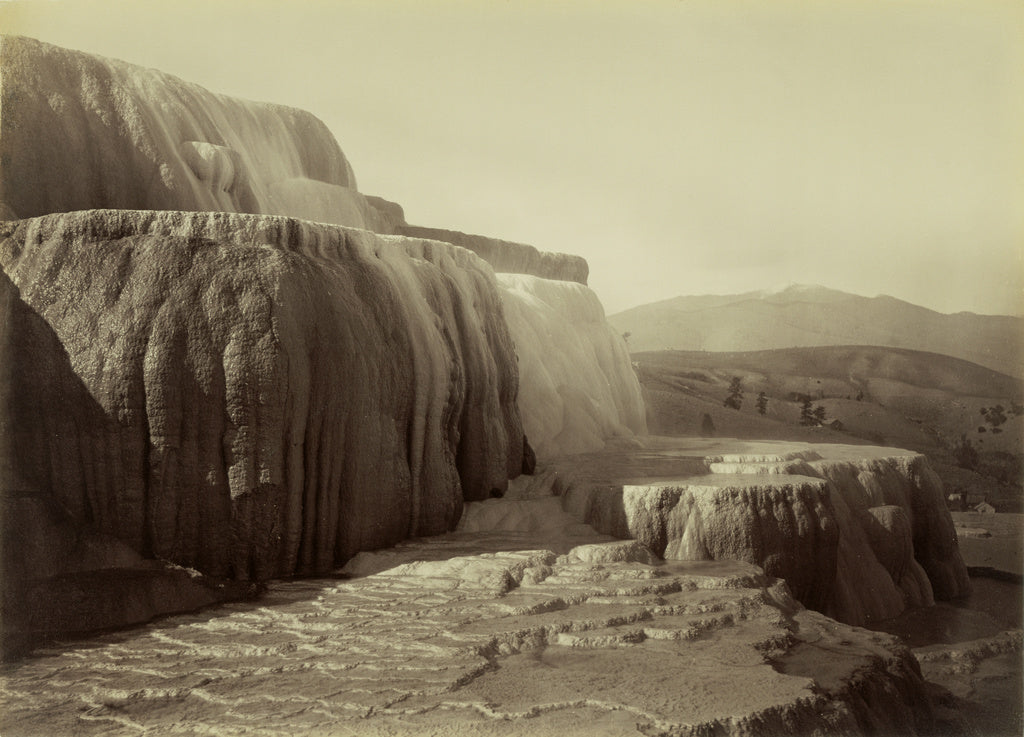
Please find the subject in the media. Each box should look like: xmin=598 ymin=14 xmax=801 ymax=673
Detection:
xmin=723 ymin=377 xmax=769 ymax=416
xmin=723 ymin=379 xmax=835 ymax=426
xmin=723 ymin=377 xmax=743 ymax=410
xmin=792 ymin=393 xmax=828 ymax=426
xmin=801 ymin=399 xmax=828 ymax=426
xmin=978 ymin=403 xmax=1022 ymax=434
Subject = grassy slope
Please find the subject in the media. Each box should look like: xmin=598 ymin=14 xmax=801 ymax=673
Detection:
xmin=633 ymin=346 xmax=1023 ymax=510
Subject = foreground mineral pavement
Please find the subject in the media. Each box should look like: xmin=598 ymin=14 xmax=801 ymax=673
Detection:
xmin=2 ymin=532 xmax=938 ymax=736
xmin=2 ymin=437 xmax=1019 ymax=736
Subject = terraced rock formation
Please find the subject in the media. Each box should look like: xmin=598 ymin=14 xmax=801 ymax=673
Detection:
xmin=548 ymin=438 xmax=970 ymax=626
xmin=1 ymin=32 xmax=645 ymax=612
xmin=1 ymin=209 xmax=525 ymax=585
xmin=0 ymin=39 xmax=975 ymax=733
xmin=0 ymin=535 xmax=939 ymax=736
xmin=498 ymin=273 xmax=646 ymax=456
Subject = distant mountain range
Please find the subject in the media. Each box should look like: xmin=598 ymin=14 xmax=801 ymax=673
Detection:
xmin=608 ymin=284 xmax=1023 ymax=378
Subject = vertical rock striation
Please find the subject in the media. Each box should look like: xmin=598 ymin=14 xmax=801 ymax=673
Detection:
xmin=808 ymin=453 xmax=969 ymax=625
xmin=621 ymin=476 xmax=839 ymax=614
xmin=0 ymin=209 xmax=524 ymax=580
xmin=551 ymin=441 xmax=969 ymax=626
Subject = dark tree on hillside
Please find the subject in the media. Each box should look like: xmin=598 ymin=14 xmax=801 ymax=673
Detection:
xmin=813 ymin=405 xmax=827 ymax=425
xmin=756 ymin=391 xmax=768 ymax=415
xmin=988 ymin=405 xmax=1007 ymax=428
xmin=954 ymin=434 xmax=979 ymax=471
xmin=799 ymin=398 xmax=816 ymax=426
xmin=980 ymin=404 xmax=1009 ymax=433
xmin=700 ymin=413 xmax=716 ymax=437
xmin=724 ymin=377 xmax=743 ymax=410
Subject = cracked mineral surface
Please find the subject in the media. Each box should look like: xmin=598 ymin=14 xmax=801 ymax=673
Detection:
xmin=1 ymin=529 xmax=936 ymax=736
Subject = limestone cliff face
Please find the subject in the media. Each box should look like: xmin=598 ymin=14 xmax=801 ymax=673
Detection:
xmin=0 ymin=36 xmax=398 ymax=231
xmin=0 ymin=209 xmax=525 ymax=579
xmin=632 ymin=455 xmax=969 ymax=627
xmin=0 ymin=35 xmax=592 ymax=284
xmin=809 ymin=454 xmax=968 ymax=625
xmin=497 ymin=273 xmax=647 ymax=457
xmin=621 ymin=476 xmax=839 ymax=613
xmin=555 ymin=441 xmax=969 ymax=627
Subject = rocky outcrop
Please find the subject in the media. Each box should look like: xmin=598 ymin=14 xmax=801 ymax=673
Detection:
xmin=399 ymin=225 xmax=589 ymax=284
xmin=810 ymin=453 xmax=967 ymax=625
xmin=548 ymin=439 xmax=970 ymax=627
xmin=0 ymin=35 xmax=591 ymax=285
xmin=0 ymin=35 xmax=643 ymax=465
xmin=0 ymin=35 xmax=399 ymax=231
xmin=621 ymin=476 xmax=840 ymax=614
xmin=0 ymin=37 xmax=650 ymax=614
xmin=0 ymin=209 xmax=525 ymax=583
xmin=498 ymin=273 xmax=647 ymax=456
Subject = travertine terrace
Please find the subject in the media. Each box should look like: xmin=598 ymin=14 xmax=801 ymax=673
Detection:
xmin=0 ymin=34 xmax=993 ymax=736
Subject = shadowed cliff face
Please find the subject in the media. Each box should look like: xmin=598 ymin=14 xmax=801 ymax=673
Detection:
xmin=0 ymin=268 xmax=121 ymax=578
xmin=0 ymin=209 xmax=525 ymax=580
xmin=0 ymin=35 xmax=650 ymax=595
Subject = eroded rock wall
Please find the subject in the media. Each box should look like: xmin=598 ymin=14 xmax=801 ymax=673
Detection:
xmin=810 ymin=454 xmax=969 ymax=625
xmin=553 ymin=441 xmax=969 ymax=627
xmin=0 ymin=35 xmax=589 ymax=282
xmin=497 ymin=273 xmax=647 ymax=457
xmin=0 ymin=209 xmax=524 ymax=580
xmin=0 ymin=35 xmax=648 ymax=466
xmin=621 ymin=477 xmax=839 ymax=613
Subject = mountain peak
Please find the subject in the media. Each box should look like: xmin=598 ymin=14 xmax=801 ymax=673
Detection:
xmin=608 ymin=286 xmax=1023 ymax=378
xmin=761 ymin=283 xmax=829 ymax=297
xmin=756 ymin=283 xmax=856 ymax=304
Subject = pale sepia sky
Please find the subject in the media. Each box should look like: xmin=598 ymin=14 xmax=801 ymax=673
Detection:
xmin=2 ymin=0 xmax=1022 ymax=316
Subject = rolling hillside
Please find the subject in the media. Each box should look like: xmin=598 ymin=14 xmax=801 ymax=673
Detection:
xmin=634 ymin=346 xmax=1024 ymax=510
xmin=610 ymin=285 xmax=1023 ymax=378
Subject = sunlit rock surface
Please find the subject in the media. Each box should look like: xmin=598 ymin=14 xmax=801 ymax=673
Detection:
xmin=400 ymin=224 xmax=589 ymax=284
xmin=0 ymin=36 xmax=405 ymax=231
xmin=498 ymin=273 xmax=647 ymax=456
xmin=0 ymin=527 xmax=938 ymax=736
xmin=0 ymin=43 xmax=977 ymax=732
xmin=0 ymin=35 xmax=658 ymax=648
xmin=0 ymin=209 xmax=524 ymax=588
xmin=0 ymin=36 xmax=643 ymax=462
xmin=548 ymin=438 xmax=970 ymax=627
xmin=0 ymin=35 xmax=591 ymax=285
